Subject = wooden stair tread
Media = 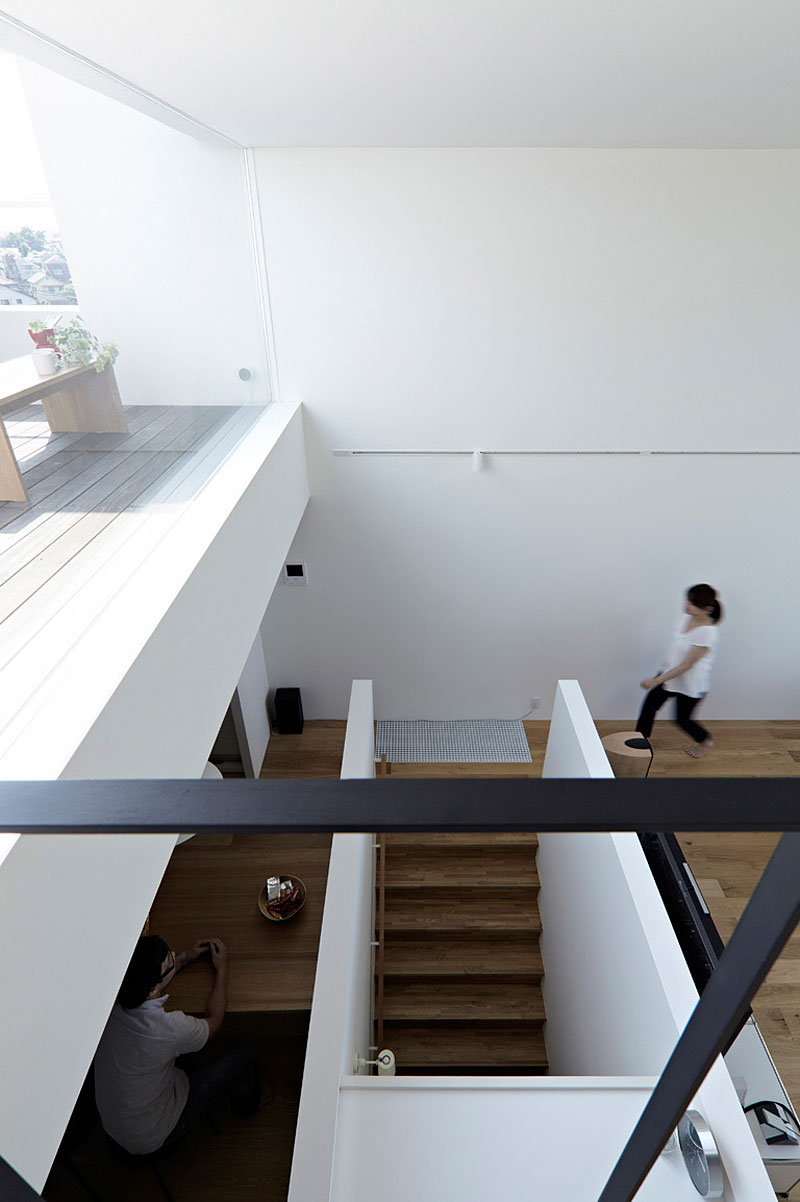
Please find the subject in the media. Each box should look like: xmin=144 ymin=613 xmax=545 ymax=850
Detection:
xmin=385 ymin=1024 xmax=548 ymax=1068
xmin=376 ymin=834 xmax=548 ymax=1074
xmin=383 ymin=891 xmax=541 ymax=932
xmin=383 ymin=979 xmax=545 ymax=1021
xmin=383 ymin=935 xmax=542 ymax=976
xmin=383 ymin=833 xmax=538 ymax=848
xmin=384 ymin=847 xmax=538 ymax=887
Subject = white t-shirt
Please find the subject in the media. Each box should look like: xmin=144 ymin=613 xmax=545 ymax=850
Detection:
xmin=662 ymin=618 xmax=719 ymax=699
xmin=94 ymin=996 xmax=209 ymax=1154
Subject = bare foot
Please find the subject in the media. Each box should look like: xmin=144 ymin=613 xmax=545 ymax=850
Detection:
xmin=684 ymin=739 xmax=714 ymax=759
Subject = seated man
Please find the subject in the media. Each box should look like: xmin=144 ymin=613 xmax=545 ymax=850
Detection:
xmin=95 ymin=934 xmax=260 ymax=1154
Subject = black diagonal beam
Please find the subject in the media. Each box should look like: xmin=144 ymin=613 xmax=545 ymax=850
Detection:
xmin=598 ymin=830 xmax=800 ymax=1202
xmin=0 ymin=1154 xmax=41 ymax=1201
xmin=0 ymin=776 xmax=799 ymax=834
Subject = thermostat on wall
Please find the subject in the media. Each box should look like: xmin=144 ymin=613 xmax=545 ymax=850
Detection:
xmin=283 ymin=563 xmax=308 ymax=586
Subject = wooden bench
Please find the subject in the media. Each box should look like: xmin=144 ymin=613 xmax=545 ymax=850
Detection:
xmin=0 ymin=355 xmax=128 ymax=502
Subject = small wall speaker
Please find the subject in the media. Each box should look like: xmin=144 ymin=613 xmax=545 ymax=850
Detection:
xmin=274 ymin=687 xmax=304 ymax=734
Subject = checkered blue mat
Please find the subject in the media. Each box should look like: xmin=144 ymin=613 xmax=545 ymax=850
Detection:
xmin=375 ymin=719 xmax=531 ymax=763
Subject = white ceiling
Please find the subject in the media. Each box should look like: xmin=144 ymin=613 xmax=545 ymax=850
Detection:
xmin=2 ymin=0 xmax=800 ymax=147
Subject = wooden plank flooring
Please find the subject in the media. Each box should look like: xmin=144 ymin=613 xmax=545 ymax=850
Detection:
xmin=0 ymin=401 xmax=263 ymax=748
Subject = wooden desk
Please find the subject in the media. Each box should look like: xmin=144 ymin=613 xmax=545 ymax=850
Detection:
xmin=148 ymin=834 xmax=332 ymax=1014
xmin=0 ymin=355 xmax=128 ymax=501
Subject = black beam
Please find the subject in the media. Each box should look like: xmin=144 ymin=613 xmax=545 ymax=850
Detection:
xmin=598 ymin=830 xmax=800 ymax=1202
xmin=0 ymin=1154 xmax=42 ymax=1201
xmin=0 ymin=776 xmax=799 ymax=834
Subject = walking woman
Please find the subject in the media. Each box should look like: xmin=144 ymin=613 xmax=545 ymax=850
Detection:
xmin=635 ymin=583 xmax=723 ymax=758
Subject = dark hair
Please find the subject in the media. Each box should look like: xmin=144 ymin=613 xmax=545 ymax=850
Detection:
xmin=687 ymin=583 xmax=723 ymax=624
xmin=118 ymin=935 xmax=171 ymax=1009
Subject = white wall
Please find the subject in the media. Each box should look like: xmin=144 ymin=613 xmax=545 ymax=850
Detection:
xmin=536 ymin=678 xmax=772 ymax=1199
xmin=0 ymin=306 xmax=79 ymax=362
xmin=17 ymin=60 xmax=270 ymax=406
xmin=288 ymin=681 xmax=375 ymax=1202
xmin=58 ymin=405 xmax=307 ymax=779
xmin=540 ymin=680 xmax=670 ymax=1072
xmin=340 ymin=679 xmax=376 ymax=779
xmin=0 ymin=833 xmax=177 ymax=1191
xmin=541 ymin=833 xmax=687 ymax=1076
xmin=231 ymin=633 xmax=271 ymax=777
xmin=287 ymin=834 xmax=374 ymax=1202
xmin=257 ymin=149 xmax=800 ymax=719
xmin=330 ymin=1079 xmax=748 ymax=1202
xmin=542 ymin=679 xmax=614 ymax=779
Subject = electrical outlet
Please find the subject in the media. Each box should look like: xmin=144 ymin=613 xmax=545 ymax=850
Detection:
xmin=529 ymin=697 xmax=541 ymax=711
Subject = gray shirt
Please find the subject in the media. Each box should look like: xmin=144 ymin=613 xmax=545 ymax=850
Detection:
xmin=94 ymin=996 xmax=208 ymax=1153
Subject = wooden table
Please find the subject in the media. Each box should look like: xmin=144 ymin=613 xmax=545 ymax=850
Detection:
xmin=0 ymin=355 xmax=128 ymax=501
xmin=147 ymin=834 xmax=332 ymax=1014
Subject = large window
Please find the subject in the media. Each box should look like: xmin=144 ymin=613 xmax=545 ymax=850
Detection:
xmin=0 ymin=51 xmax=78 ymax=306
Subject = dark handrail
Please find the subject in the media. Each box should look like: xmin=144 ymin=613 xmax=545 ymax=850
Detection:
xmin=0 ymin=776 xmax=799 ymax=833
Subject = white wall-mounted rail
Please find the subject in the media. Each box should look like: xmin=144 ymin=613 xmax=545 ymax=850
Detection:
xmin=333 ymin=448 xmax=799 ymax=457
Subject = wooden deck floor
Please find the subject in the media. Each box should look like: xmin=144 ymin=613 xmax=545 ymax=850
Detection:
xmin=0 ymin=401 xmax=263 ymax=754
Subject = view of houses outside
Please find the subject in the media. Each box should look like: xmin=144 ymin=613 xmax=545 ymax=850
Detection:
xmin=0 ymin=52 xmax=79 ymax=306
xmin=0 ymin=229 xmax=76 ymax=306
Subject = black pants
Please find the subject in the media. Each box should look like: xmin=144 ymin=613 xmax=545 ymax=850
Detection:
xmin=635 ymin=685 xmax=709 ymax=744
xmin=164 ymin=1045 xmax=260 ymax=1148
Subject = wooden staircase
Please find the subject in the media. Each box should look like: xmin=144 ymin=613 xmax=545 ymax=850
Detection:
xmin=376 ymin=833 xmax=548 ymax=1074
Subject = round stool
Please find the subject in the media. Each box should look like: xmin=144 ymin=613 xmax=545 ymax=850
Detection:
xmin=601 ymin=731 xmax=653 ymax=778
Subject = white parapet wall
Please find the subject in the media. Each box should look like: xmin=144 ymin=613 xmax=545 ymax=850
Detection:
xmin=1 ymin=401 xmax=308 ymax=780
xmin=0 ymin=403 xmax=309 ymax=1192
xmin=536 ymin=679 xmax=774 ymax=1200
xmin=331 ymin=1078 xmax=728 ymax=1202
xmin=0 ymin=832 xmax=178 ymax=1191
xmin=287 ymin=680 xmax=376 ymax=1202
xmin=231 ymin=632 xmax=272 ymax=777
xmin=542 ymin=677 xmax=615 ymax=780
xmin=340 ymin=679 xmax=377 ymax=781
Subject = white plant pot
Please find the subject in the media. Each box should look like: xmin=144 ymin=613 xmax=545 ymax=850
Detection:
xmin=31 ymin=348 xmax=58 ymax=376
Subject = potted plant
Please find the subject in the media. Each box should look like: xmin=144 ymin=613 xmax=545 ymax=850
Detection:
xmin=28 ymin=316 xmax=119 ymax=372
xmin=51 ymin=318 xmax=118 ymax=372
xmin=27 ymin=318 xmax=59 ymax=352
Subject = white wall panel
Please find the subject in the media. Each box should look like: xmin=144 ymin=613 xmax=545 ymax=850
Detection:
xmin=257 ymin=149 xmax=800 ymax=719
xmin=0 ymin=833 xmax=177 ymax=1191
xmin=232 ymin=633 xmax=271 ymax=777
xmin=331 ymin=1080 xmax=741 ymax=1202
xmin=288 ymin=682 xmax=375 ymax=1202
xmin=0 ymin=403 xmax=309 ymax=1191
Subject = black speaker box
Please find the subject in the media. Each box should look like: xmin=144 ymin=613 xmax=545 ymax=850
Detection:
xmin=274 ymin=687 xmax=304 ymax=734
